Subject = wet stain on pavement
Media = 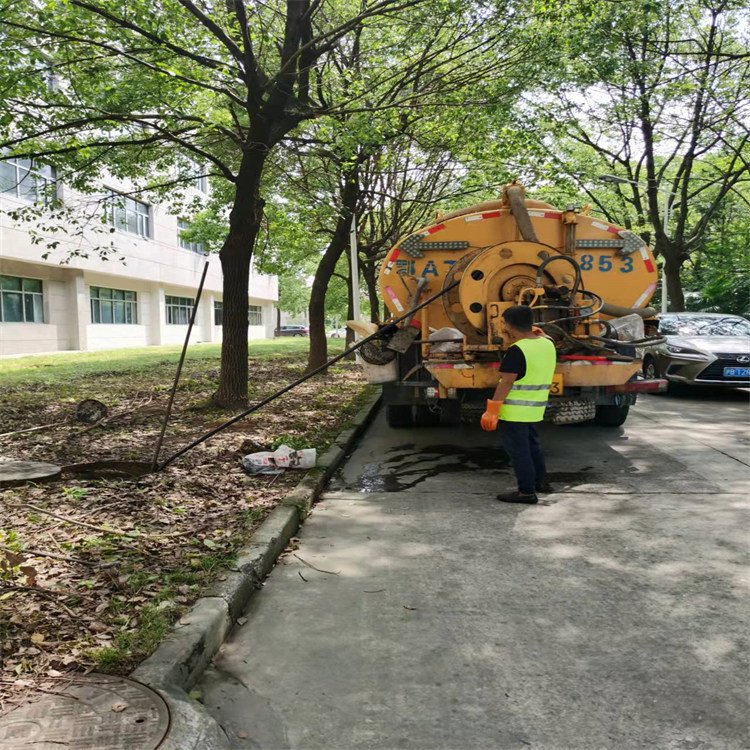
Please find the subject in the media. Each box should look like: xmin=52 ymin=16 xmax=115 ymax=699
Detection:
xmin=335 ymin=443 xmax=511 ymax=493
xmin=544 ymin=467 xmax=595 ymax=484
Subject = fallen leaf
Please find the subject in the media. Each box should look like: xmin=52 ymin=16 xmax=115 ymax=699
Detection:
xmin=111 ymin=702 xmax=128 ymax=713
xmin=20 ymin=566 xmax=37 ymax=587
xmin=4 ymin=552 xmax=25 ymax=568
xmin=30 ymin=633 xmax=45 ymax=645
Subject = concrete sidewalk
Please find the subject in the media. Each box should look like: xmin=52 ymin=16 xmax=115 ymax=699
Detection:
xmin=199 ymin=394 xmax=750 ymax=749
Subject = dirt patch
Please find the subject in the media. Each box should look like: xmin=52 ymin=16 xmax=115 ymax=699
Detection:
xmin=0 ymin=349 xmax=370 ymax=711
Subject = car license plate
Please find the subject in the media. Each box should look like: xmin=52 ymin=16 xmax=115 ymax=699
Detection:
xmin=723 ymin=367 xmax=750 ymax=378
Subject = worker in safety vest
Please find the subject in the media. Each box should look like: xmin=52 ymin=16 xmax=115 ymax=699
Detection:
xmin=480 ymin=305 xmax=556 ymax=504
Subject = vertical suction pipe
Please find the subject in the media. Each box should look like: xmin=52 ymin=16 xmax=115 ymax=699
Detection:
xmin=151 ymin=259 xmax=210 ymax=470
xmin=503 ymin=182 xmax=539 ymax=243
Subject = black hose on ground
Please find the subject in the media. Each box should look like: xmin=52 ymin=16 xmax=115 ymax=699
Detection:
xmin=158 ymin=279 xmax=460 ymax=470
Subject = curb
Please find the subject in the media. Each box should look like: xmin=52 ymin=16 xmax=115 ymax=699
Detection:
xmin=130 ymin=390 xmax=381 ymax=749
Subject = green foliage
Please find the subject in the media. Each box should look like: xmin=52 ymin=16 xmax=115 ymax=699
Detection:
xmin=269 ymin=434 xmax=309 ymax=451
xmin=684 ymin=189 xmax=750 ymax=316
xmin=0 ymin=530 xmax=25 ymax=584
xmin=90 ymin=603 xmax=172 ymax=673
xmin=0 ymin=0 xmax=743 ymax=324
xmin=62 ymin=487 xmax=88 ymax=502
xmin=0 ymin=339 xmax=344 ymax=387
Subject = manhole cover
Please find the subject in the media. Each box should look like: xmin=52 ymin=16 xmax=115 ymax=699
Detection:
xmin=0 ymin=461 xmax=61 ymax=488
xmin=0 ymin=674 xmax=170 ymax=749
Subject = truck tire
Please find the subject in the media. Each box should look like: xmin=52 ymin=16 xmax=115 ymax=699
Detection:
xmin=440 ymin=400 xmax=462 ymax=426
xmin=414 ymin=405 xmax=441 ymax=427
xmin=386 ymin=404 xmax=413 ymax=428
xmin=594 ymin=404 xmax=630 ymax=427
xmin=546 ymin=399 xmax=597 ymax=424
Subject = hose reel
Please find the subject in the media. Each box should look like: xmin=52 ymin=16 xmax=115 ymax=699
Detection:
xmin=442 ymin=241 xmax=577 ymax=340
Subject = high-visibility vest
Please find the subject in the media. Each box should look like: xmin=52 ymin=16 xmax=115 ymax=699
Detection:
xmin=499 ymin=337 xmax=557 ymax=423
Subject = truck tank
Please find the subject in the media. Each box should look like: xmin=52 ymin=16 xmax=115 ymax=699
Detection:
xmin=363 ymin=183 xmax=666 ymax=428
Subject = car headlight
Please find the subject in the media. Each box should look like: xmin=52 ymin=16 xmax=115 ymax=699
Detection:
xmin=666 ymin=344 xmax=705 ymax=356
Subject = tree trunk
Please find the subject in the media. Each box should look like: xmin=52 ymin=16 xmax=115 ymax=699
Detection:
xmin=361 ymin=260 xmax=381 ymax=323
xmin=305 ymin=223 xmax=349 ymax=372
xmin=213 ymin=150 xmax=267 ymax=408
xmin=306 ymin=171 xmax=360 ymax=373
xmin=654 ymin=235 xmax=686 ymax=313
xmin=664 ymin=257 xmax=685 ymax=312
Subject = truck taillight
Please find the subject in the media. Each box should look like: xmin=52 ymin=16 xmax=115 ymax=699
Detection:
xmin=425 ymin=387 xmax=439 ymax=398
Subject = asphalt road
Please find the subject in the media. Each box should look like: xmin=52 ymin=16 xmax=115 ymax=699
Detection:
xmin=200 ymin=388 xmax=750 ymax=750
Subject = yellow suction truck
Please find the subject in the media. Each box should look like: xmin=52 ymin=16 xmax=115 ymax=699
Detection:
xmin=357 ymin=183 xmax=667 ymax=428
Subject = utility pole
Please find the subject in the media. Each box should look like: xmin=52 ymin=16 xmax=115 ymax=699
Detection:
xmin=349 ymin=215 xmax=361 ymax=328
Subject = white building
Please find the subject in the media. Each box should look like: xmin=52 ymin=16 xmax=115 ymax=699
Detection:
xmin=0 ymin=159 xmax=278 ymax=356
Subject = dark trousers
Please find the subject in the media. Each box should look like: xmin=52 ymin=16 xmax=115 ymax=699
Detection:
xmin=499 ymin=421 xmax=546 ymax=495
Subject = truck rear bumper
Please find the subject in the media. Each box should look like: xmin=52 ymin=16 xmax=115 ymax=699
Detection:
xmin=604 ymin=378 xmax=668 ymax=393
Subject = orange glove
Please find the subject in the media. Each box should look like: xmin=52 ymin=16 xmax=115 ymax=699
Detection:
xmin=480 ymin=399 xmax=502 ymax=431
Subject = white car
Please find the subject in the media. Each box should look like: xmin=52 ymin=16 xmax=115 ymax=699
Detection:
xmin=641 ymin=313 xmax=750 ymax=387
xmin=328 ymin=327 xmax=348 ymax=338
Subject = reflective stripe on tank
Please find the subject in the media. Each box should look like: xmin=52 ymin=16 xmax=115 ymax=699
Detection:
xmin=509 ymin=383 xmax=552 ymax=391
xmin=632 ymin=282 xmax=657 ymax=309
xmin=504 ymin=398 xmax=549 ymax=407
xmin=639 ymin=246 xmax=656 ymax=273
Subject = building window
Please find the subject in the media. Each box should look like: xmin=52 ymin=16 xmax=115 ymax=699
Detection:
xmin=0 ymin=275 xmax=44 ymax=323
xmin=105 ymin=191 xmax=151 ymax=238
xmin=0 ymin=159 xmax=56 ymax=205
xmin=178 ymin=219 xmax=205 ymax=254
xmin=90 ymin=286 xmax=137 ymax=324
xmin=195 ymin=174 xmax=208 ymax=193
xmin=249 ymin=305 xmax=263 ymax=326
xmin=165 ymin=295 xmax=195 ymax=325
xmin=214 ymin=301 xmax=223 ymax=326
xmin=187 ymin=159 xmax=208 ymax=193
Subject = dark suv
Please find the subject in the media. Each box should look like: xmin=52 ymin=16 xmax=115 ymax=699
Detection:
xmin=275 ymin=325 xmax=309 ymax=337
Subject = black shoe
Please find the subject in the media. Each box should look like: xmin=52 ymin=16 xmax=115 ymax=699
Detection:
xmin=496 ymin=491 xmax=538 ymax=504
xmin=535 ymin=481 xmax=553 ymax=494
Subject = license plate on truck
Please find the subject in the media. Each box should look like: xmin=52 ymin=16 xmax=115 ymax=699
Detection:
xmin=724 ymin=366 xmax=750 ymax=378
xmin=550 ymin=373 xmax=564 ymax=395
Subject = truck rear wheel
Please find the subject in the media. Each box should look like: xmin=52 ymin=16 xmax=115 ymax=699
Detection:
xmin=414 ymin=405 xmax=441 ymax=427
xmin=440 ymin=400 xmax=461 ymax=426
xmin=594 ymin=404 xmax=630 ymax=427
xmin=386 ymin=404 xmax=414 ymax=428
